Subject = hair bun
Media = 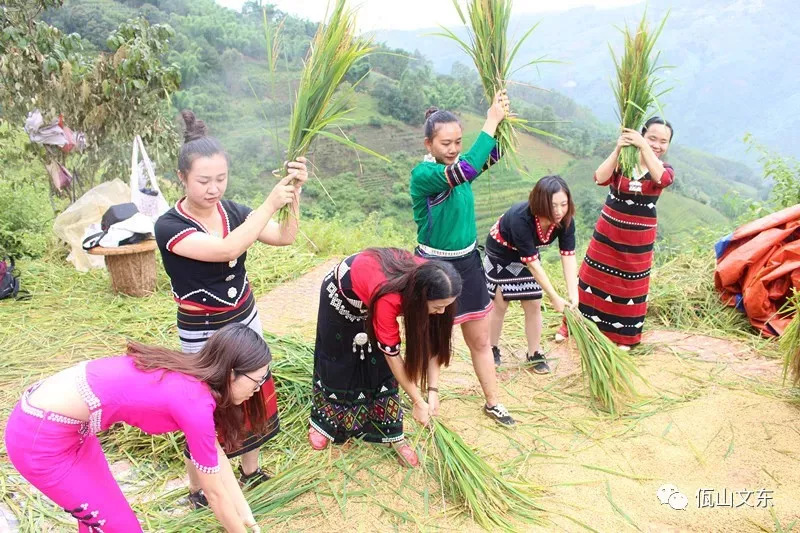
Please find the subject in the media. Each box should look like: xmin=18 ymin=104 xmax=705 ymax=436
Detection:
xmin=424 ymin=106 xmax=440 ymax=121
xmin=181 ymin=109 xmax=208 ymax=142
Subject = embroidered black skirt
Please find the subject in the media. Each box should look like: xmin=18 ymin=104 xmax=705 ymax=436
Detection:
xmin=309 ymin=263 xmax=404 ymax=444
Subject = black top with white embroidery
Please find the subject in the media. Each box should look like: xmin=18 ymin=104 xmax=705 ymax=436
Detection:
xmin=155 ymin=199 xmax=252 ymax=311
xmin=485 ymin=201 xmax=576 ymax=264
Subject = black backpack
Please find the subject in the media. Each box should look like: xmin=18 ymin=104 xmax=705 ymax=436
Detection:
xmin=0 ymin=256 xmax=30 ymax=301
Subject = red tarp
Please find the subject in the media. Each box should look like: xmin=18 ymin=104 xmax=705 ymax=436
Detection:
xmin=714 ymin=204 xmax=800 ymax=336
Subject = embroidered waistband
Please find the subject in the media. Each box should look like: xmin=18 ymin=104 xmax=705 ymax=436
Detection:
xmin=416 ymin=241 xmax=476 ymax=258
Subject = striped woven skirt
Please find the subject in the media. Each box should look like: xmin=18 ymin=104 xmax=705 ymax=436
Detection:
xmin=176 ymin=292 xmax=280 ymax=457
xmin=483 ymin=253 xmax=542 ymax=301
xmin=578 ymin=196 xmax=658 ymax=346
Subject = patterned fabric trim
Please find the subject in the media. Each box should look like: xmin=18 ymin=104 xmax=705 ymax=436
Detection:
xmin=376 ymin=341 xmax=401 ymax=357
xmin=63 ymin=502 xmax=106 ymax=532
xmin=534 ymin=215 xmax=556 ymax=243
xmin=191 ymin=455 xmax=220 ymax=475
xmin=584 ymin=257 xmax=650 ymax=280
xmin=444 ymin=160 xmax=478 ymax=187
xmin=166 ymin=227 xmax=198 ymax=251
xmin=326 ymin=280 xmax=365 ymax=323
xmin=559 ymin=250 xmax=575 ymax=256
xmin=601 ymin=211 xmax=657 ymax=228
xmin=489 ymin=218 xmax=517 ymax=250
xmin=520 ymin=254 xmax=538 ymax=263
xmin=416 ymin=241 xmax=476 ymax=258
xmin=76 ymin=361 xmax=103 ymax=435
xmin=608 ymin=191 xmax=657 ymax=209
xmin=20 ymin=384 xmax=85 ymax=425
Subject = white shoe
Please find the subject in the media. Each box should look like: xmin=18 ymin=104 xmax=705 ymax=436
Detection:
xmin=554 ymin=332 xmax=566 ymax=343
xmin=617 ymin=344 xmax=631 ymax=352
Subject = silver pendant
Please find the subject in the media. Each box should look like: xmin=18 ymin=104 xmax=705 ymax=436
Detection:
xmin=629 ymin=180 xmax=642 ymax=193
xmin=352 ymin=332 xmax=371 ymax=360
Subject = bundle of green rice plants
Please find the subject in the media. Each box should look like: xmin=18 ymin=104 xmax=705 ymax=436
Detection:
xmin=277 ymin=0 xmax=387 ymax=221
xmin=564 ymin=308 xmax=642 ymax=415
xmin=779 ymin=290 xmax=800 ymax=387
xmin=427 ymin=418 xmax=545 ymax=531
xmin=611 ymin=11 xmax=670 ymax=179
xmin=436 ymin=0 xmax=556 ymax=168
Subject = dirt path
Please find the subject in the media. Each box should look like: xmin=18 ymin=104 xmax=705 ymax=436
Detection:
xmin=253 ymin=263 xmax=800 ymax=532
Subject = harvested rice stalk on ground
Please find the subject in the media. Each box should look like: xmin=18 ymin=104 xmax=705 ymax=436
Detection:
xmin=277 ymin=0 xmax=386 ymax=221
xmin=427 ymin=418 xmax=545 ymax=531
xmin=611 ymin=11 xmax=670 ymax=179
xmin=779 ymin=291 xmax=800 ymax=387
xmin=564 ymin=308 xmax=642 ymax=415
xmin=436 ymin=0 xmax=555 ymax=168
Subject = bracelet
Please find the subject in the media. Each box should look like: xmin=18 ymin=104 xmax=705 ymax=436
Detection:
xmin=428 ymin=387 xmax=439 ymax=392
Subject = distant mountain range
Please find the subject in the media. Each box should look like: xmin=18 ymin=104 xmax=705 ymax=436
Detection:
xmin=376 ymin=0 xmax=799 ymax=168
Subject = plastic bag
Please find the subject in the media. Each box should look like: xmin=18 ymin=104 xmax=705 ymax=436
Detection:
xmin=53 ymin=179 xmax=130 ymax=272
xmin=130 ymin=135 xmax=169 ymax=220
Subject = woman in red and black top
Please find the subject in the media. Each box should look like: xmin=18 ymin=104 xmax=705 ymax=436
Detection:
xmin=571 ymin=117 xmax=675 ymax=349
xmin=155 ymin=110 xmax=308 ymax=506
xmin=308 ymin=248 xmax=461 ymax=467
xmin=485 ymin=176 xmax=578 ymax=374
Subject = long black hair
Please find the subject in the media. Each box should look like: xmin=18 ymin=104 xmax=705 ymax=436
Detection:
xmin=364 ymin=248 xmax=461 ymax=390
xmin=129 ymin=322 xmax=272 ymax=451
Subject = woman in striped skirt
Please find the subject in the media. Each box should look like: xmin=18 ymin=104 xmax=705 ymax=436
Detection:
xmin=572 ymin=117 xmax=675 ymax=349
xmin=154 ymin=110 xmax=308 ymax=506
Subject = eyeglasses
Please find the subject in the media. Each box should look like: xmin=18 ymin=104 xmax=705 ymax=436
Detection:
xmin=239 ymin=368 xmax=270 ymax=391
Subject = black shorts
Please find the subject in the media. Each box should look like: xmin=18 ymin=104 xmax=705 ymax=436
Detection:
xmin=415 ymin=247 xmax=493 ymax=324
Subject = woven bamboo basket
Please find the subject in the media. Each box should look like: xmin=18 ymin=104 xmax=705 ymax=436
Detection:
xmin=87 ymin=240 xmax=158 ymax=297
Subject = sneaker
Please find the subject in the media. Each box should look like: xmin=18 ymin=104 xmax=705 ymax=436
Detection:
xmin=492 ymin=345 xmax=501 ymax=367
xmin=238 ymin=465 xmax=271 ymax=487
xmin=617 ymin=344 xmax=631 ymax=352
xmin=554 ymin=322 xmax=568 ymax=343
xmin=527 ymin=351 xmax=550 ymax=374
xmin=188 ymin=489 xmax=208 ymax=509
xmin=483 ymin=403 xmax=515 ymax=426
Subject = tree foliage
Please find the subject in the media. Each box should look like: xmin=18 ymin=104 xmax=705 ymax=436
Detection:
xmin=1 ymin=0 xmax=181 ymax=195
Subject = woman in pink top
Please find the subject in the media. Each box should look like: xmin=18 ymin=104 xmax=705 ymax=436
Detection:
xmin=4 ymin=323 xmax=271 ymax=533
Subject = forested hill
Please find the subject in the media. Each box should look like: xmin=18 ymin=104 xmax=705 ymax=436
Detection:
xmin=38 ymin=0 xmax=764 ymax=242
xmin=378 ymin=0 xmax=799 ymax=166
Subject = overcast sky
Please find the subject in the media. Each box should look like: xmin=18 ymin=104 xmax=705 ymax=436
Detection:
xmin=215 ymin=0 xmax=643 ymax=31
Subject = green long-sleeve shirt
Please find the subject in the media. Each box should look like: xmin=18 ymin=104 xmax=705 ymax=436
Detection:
xmin=409 ymin=131 xmax=499 ymax=251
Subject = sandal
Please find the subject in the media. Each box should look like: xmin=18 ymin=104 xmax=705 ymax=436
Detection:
xmin=308 ymin=426 xmax=329 ymax=450
xmin=187 ymin=489 xmax=208 ymax=509
xmin=392 ymin=442 xmax=419 ymax=468
xmin=238 ymin=465 xmax=270 ymax=487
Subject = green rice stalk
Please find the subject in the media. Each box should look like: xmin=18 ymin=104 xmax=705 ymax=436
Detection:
xmin=427 ymin=418 xmax=545 ymax=531
xmin=611 ymin=11 xmax=670 ymax=178
xmin=277 ymin=0 xmax=388 ymax=222
xmin=564 ymin=308 xmax=642 ymax=415
xmin=778 ymin=290 xmax=800 ymax=387
xmin=435 ymin=0 xmax=556 ymax=169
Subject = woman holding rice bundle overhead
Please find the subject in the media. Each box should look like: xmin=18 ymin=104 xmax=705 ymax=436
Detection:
xmin=154 ymin=110 xmax=308 ymax=506
xmin=485 ymin=175 xmax=579 ymax=373
xmin=5 ymin=323 xmax=272 ymax=533
xmin=308 ymin=248 xmax=461 ymax=467
xmin=409 ymin=91 xmax=515 ymax=426
xmin=565 ymin=117 xmax=675 ymax=349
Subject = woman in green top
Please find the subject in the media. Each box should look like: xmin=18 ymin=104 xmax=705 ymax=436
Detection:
xmin=409 ymin=91 xmax=515 ymax=426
